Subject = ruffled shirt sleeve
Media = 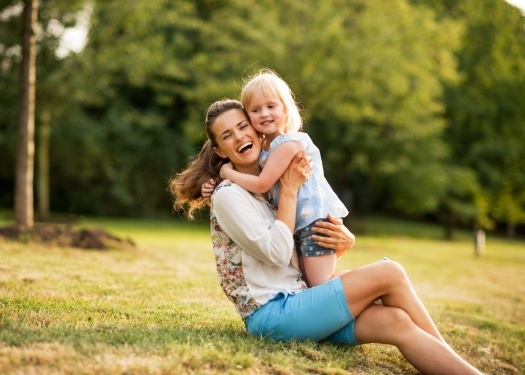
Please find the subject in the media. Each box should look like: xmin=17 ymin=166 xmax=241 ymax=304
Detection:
xmin=213 ymin=182 xmax=293 ymax=266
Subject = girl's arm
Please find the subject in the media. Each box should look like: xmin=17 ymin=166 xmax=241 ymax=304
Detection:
xmin=213 ymin=152 xmax=310 ymax=266
xmin=221 ymin=140 xmax=305 ymax=193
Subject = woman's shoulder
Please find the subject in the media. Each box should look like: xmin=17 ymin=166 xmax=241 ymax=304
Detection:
xmin=211 ymin=180 xmax=267 ymax=219
xmin=212 ymin=180 xmax=253 ymax=202
xmin=213 ymin=179 xmax=233 ymax=194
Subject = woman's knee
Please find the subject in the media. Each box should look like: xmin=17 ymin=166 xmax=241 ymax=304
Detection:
xmin=355 ymin=305 xmax=415 ymax=345
xmin=384 ymin=307 xmax=418 ymax=345
xmin=386 ymin=306 xmax=413 ymax=328
xmin=379 ymin=259 xmax=408 ymax=284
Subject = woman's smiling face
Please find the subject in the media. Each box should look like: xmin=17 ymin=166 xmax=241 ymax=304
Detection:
xmin=212 ymin=109 xmax=262 ymax=175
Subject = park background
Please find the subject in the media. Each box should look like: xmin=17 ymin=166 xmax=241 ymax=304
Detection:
xmin=1 ymin=0 xmax=525 ymax=238
xmin=1 ymin=0 xmax=525 ymax=374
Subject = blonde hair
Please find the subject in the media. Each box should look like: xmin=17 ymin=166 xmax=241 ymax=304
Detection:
xmin=168 ymin=99 xmax=245 ymax=219
xmin=240 ymin=69 xmax=302 ymax=133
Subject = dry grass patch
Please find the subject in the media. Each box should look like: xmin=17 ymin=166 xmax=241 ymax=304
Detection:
xmin=0 ymin=216 xmax=523 ymax=374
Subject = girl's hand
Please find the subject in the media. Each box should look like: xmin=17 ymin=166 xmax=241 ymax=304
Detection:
xmin=220 ymin=162 xmax=234 ymax=180
xmin=201 ymin=178 xmax=216 ymax=199
xmin=311 ymin=214 xmax=355 ymax=258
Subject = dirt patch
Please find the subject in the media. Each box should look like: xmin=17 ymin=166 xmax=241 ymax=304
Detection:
xmin=0 ymin=224 xmax=136 ymax=250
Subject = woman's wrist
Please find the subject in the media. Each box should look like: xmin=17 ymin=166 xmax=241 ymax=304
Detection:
xmin=280 ymin=184 xmax=299 ymax=197
xmin=275 ymin=188 xmax=298 ymax=234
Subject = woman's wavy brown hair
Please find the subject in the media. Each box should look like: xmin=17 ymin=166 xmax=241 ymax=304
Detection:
xmin=168 ymin=99 xmax=245 ymax=219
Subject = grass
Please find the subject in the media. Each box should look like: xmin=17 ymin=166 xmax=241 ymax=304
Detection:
xmin=0 ymin=213 xmax=523 ymax=374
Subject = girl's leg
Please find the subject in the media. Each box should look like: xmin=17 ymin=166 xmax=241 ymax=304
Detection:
xmin=339 ymin=259 xmax=445 ymax=342
xmin=354 ymin=304 xmax=482 ymax=375
xmin=302 ymin=253 xmax=337 ymax=287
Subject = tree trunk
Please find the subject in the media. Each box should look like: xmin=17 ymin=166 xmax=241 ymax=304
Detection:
xmin=507 ymin=222 xmax=516 ymax=239
xmin=441 ymin=212 xmax=456 ymax=241
xmin=38 ymin=111 xmax=50 ymax=221
xmin=15 ymin=0 xmax=38 ymax=230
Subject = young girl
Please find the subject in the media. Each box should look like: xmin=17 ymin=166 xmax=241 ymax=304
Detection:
xmin=211 ymin=69 xmax=348 ymax=287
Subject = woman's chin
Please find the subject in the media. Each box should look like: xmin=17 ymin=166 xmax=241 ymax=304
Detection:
xmin=232 ymin=154 xmax=260 ymax=172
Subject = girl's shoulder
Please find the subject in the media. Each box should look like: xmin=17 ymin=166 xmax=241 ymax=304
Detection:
xmin=270 ymin=132 xmax=313 ymax=150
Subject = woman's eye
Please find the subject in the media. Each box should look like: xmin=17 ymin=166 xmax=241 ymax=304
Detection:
xmin=240 ymin=124 xmax=247 ymax=129
xmin=223 ymin=134 xmax=231 ymax=140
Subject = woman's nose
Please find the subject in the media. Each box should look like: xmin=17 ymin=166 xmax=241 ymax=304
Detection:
xmin=233 ymin=129 xmax=243 ymax=141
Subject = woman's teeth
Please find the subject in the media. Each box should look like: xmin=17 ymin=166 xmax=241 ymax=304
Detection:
xmin=238 ymin=142 xmax=253 ymax=153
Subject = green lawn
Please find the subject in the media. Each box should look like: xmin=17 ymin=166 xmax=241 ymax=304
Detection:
xmin=0 ymin=214 xmax=523 ymax=374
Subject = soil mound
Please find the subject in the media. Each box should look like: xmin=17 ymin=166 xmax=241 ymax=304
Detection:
xmin=0 ymin=224 xmax=135 ymax=250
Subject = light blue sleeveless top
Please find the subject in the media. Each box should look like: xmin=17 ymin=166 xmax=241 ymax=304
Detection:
xmin=259 ymin=132 xmax=348 ymax=232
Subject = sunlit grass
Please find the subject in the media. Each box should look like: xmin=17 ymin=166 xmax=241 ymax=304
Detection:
xmin=0 ymin=213 xmax=523 ymax=374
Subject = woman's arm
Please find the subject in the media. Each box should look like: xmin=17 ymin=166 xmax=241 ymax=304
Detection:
xmin=213 ymin=152 xmax=311 ymax=266
xmin=311 ymin=214 xmax=355 ymax=259
xmin=221 ymin=140 xmax=305 ymax=193
xmin=275 ymin=151 xmax=312 ymax=234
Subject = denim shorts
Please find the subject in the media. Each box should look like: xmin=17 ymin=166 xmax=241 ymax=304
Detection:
xmin=294 ymin=219 xmax=338 ymax=257
xmin=245 ymin=277 xmax=359 ymax=345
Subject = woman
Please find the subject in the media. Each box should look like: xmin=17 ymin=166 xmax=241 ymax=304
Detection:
xmin=170 ymin=99 xmax=482 ymax=375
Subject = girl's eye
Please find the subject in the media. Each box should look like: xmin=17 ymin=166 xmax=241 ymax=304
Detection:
xmin=223 ymin=134 xmax=231 ymax=140
xmin=240 ymin=124 xmax=247 ymax=129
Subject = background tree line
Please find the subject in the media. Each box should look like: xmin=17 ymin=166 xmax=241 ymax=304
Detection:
xmin=1 ymin=0 xmax=524 ymax=238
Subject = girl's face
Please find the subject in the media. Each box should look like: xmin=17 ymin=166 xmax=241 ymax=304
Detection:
xmin=245 ymin=91 xmax=285 ymax=141
xmin=212 ymin=109 xmax=262 ymax=175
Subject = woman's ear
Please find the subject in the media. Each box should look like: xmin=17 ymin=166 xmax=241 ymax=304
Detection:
xmin=213 ymin=147 xmax=227 ymax=159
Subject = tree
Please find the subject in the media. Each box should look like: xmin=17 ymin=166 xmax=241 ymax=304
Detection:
xmin=14 ymin=0 xmax=38 ymax=230
xmin=443 ymin=0 xmax=525 ymax=237
xmin=263 ymin=0 xmax=459 ymax=217
xmin=0 ymin=2 xmax=22 ymax=210
xmin=4 ymin=0 xmax=501 ymax=224
xmin=1 ymin=0 xmax=87 ymax=221
xmin=45 ymin=0 xmax=208 ymax=215
xmin=34 ymin=0 xmax=89 ymax=220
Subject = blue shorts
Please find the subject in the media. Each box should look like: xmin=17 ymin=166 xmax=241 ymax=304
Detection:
xmin=294 ymin=219 xmax=338 ymax=257
xmin=245 ymin=277 xmax=359 ymax=345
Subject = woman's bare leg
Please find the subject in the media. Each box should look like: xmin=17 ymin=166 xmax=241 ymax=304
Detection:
xmin=340 ymin=259 xmax=445 ymax=342
xmin=354 ymin=304 xmax=482 ymax=375
xmin=302 ymin=254 xmax=337 ymax=287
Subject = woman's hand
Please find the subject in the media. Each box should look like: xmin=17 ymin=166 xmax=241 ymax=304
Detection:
xmin=278 ymin=151 xmax=312 ymax=194
xmin=311 ymin=214 xmax=355 ymax=258
xmin=276 ymin=151 xmax=312 ymax=235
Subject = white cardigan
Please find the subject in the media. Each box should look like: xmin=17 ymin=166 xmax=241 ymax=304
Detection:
xmin=211 ymin=180 xmax=306 ymax=319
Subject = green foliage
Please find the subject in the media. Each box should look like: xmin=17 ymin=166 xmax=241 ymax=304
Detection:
xmin=289 ymin=0 xmax=459 ymax=215
xmin=1 ymin=0 xmax=524 ymax=238
xmin=442 ymin=0 xmax=525 ymax=234
xmin=0 ymin=0 xmax=92 ymax=210
xmin=0 ymin=1 xmax=24 ymax=207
